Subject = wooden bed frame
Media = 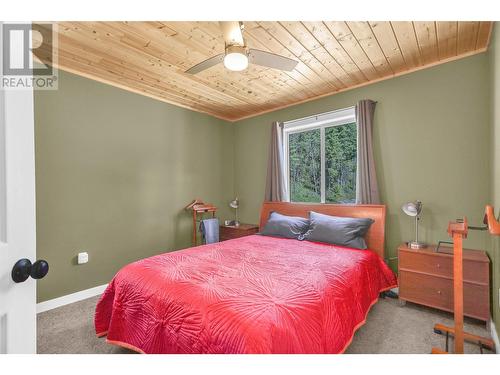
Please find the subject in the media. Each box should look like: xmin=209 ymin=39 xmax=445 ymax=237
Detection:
xmin=259 ymin=202 xmax=387 ymax=259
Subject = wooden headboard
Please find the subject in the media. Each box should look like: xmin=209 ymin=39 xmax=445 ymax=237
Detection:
xmin=259 ymin=202 xmax=386 ymax=259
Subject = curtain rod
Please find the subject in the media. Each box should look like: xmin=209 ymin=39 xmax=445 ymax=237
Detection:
xmin=283 ymin=106 xmax=355 ymax=126
xmin=282 ymin=101 xmax=378 ymax=126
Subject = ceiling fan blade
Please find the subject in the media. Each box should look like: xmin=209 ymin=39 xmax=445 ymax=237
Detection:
xmin=248 ymin=49 xmax=298 ymax=71
xmin=219 ymin=21 xmax=244 ymax=46
xmin=185 ymin=53 xmax=224 ymax=74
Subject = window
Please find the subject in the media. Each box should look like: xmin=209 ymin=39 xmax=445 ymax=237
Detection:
xmin=284 ymin=107 xmax=357 ymax=204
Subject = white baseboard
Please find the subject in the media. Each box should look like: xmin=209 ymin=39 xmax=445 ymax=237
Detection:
xmin=37 ymin=283 xmax=108 ymax=314
xmin=491 ymin=320 xmax=500 ymax=354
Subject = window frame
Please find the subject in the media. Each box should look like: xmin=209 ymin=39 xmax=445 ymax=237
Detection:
xmin=283 ymin=106 xmax=357 ymax=203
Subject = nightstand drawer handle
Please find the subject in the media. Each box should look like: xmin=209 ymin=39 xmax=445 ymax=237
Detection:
xmin=436 ymin=263 xmax=441 ymax=268
xmin=437 ymin=290 xmax=442 ymax=294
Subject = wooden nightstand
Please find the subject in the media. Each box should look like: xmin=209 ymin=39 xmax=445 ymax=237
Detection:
xmin=398 ymin=243 xmax=490 ymax=322
xmin=220 ymin=223 xmax=259 ymax=241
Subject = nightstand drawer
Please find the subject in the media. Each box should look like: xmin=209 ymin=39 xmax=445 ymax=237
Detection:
xmin=220 ymin=227 xmax=247 ymax=238
xmin=399 ymin=251 xmax=453 ymax=278
xmin=219 ymin=224 xmax=259 ymax=242
xmin=462 ymin=260 xmax=489 ymax=285
xmin=399 ymin=271 xmax=453 ymax=310
xmin=399 ymin=249 xmax=489 ymax=284
xmin=399 ymin=271 xmax=490 ymax=321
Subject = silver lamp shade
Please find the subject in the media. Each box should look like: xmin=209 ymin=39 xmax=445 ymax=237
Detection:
xmin=229 ymin=198 xmax=239 ymax=209
xmin=401 ymin=200 xmax=426 ymax=249
xmin=229 ymin=198 xmax=240 ymax=226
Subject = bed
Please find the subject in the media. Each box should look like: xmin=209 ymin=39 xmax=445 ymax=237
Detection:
xmin=95 ymin=202 xmax=397 ymax=353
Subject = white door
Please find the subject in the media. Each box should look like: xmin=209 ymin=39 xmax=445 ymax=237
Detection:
xmin=0 ymin=21 xmax=37 ymax=354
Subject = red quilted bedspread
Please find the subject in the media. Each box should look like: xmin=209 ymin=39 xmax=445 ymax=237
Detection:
xmin=95 ymin=235 xmax=396 ymax=354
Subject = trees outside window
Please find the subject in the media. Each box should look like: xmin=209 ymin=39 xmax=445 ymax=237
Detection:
xmin=325 ymin=122 xmax=357 ymax=203
xmin=288 ymin=128 xmax=321 ymax=202
xmin=284 ymin=108 xmax=357 ymax=204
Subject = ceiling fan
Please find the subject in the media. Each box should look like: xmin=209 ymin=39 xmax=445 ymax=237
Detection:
xmin=185 ymin=21 xmax=299 ymax=74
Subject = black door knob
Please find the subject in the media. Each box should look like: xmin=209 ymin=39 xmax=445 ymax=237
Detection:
xmin=11 ymin=259 xmax=32 ymax=283
xmin=31 ymin=260 xmax=49 ymax=279
xmin=12 ymin=258 xmax=49 ymax=283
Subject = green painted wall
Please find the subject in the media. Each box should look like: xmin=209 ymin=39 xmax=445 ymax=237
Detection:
xmin=233 ymin=53 xmax=492 ymax=302
xmin=35 ymin=45 xmax=499 ymax=339
xmin=34 ymin=71 xmax=234 ymax=302
xmin=489 ymin=24 xmax=500 ymax=337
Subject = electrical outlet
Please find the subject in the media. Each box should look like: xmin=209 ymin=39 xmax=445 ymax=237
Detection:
xmin=77 ymin=252 xmax=89 ymax=265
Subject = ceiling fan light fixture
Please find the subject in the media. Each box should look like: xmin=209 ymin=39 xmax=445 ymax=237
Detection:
xmin=185 ymin=22 xmax=299 ymax=74
xmin=223 ymin=45 xmax=248 ymax=71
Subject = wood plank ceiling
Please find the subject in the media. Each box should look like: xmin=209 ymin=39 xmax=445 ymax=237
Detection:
xmin=44 ymin=21 xmax=493 ymax=121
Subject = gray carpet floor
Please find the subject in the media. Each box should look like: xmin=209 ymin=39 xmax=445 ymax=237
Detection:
xmin=37 ymin=295 xmax=494 ymax=354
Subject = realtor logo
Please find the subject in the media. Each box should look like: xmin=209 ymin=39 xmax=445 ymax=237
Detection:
xmin=1 ymin=22 xmax=58 ymax=90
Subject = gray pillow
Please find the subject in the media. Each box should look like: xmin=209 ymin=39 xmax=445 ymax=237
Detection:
xmin=304 ymin=211 xmax=374 ymax=249
xmin=260 ymin=212 xmax=310 ymax=240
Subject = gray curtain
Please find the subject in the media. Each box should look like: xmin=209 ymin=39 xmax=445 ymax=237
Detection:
xmin=264 ymin=121 xmax=286 ymax=201
xmin=356 ymin=100 xmax=380 ymax=204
